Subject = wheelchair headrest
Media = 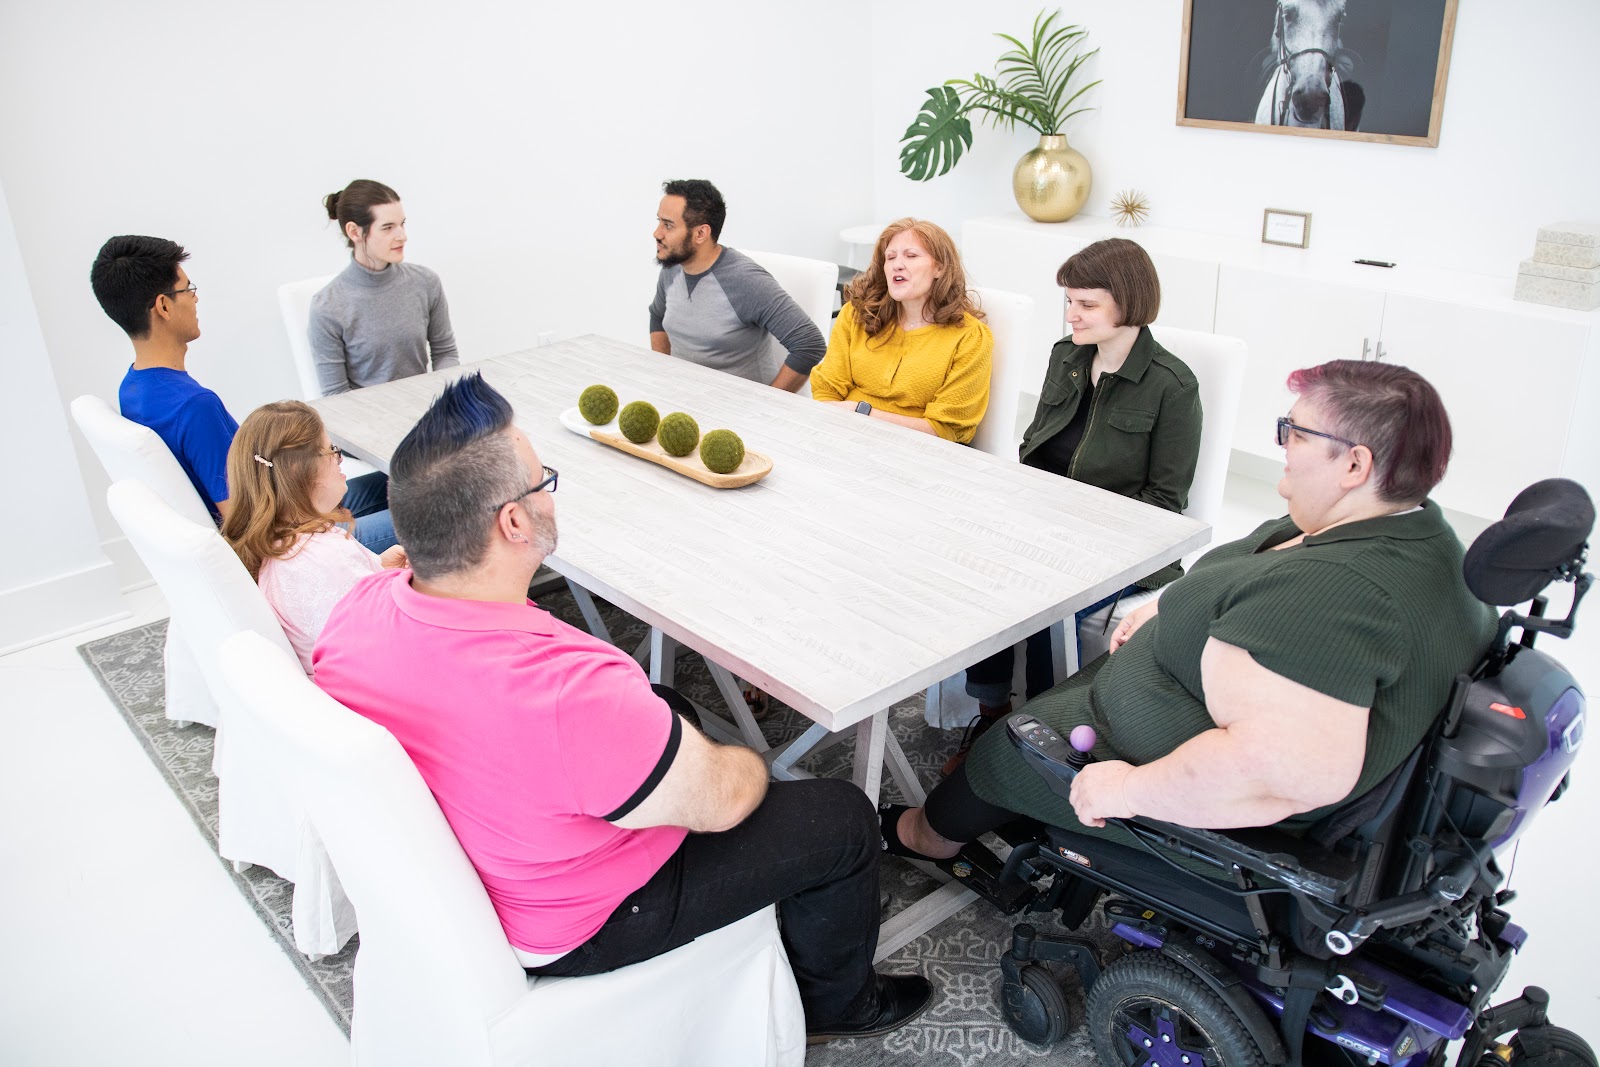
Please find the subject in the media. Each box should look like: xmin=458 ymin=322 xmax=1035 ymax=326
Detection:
xmin=1463 ymin=479 xmax=1594 ymax=606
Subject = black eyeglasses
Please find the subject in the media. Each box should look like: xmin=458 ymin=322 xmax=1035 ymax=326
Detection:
xmin=487 ymin=466 xmax=559 ymax=511
xmin=321 ymin=445 xmax=345 ymax=461
xmin=158 ymin=284 xmax=198 ymax=301
xmin=1276 ymin=416 xmax=1357 ymax=450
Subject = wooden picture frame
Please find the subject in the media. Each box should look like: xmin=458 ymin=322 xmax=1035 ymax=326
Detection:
xmin=1262 ymin=209 xmax=1312 ymax=248
xmin=1176 ymin=0 xmax=1458 ymax=147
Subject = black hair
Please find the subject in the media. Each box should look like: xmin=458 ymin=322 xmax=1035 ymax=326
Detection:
xmin=388 ymin=373 xmax=529 ymax=579
xmin=661 ymin=179 xmax=727 ymax=242
xmin=89 ymin=235 xmax=189 ymax=339
xmin=324 ymin=179 xmax=401 ymax=249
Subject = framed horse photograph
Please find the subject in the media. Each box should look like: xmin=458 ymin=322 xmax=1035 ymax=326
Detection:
xmin=1176 ymin=0 xmax=1459 ymax=146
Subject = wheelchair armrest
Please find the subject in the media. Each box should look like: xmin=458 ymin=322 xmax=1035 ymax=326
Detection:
xmin=1123 ymin=818 xmax=1361 ymax=905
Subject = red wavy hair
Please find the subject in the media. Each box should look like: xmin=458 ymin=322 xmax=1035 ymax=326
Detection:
xmin=843 ymin=218 xmax=984 ymax=340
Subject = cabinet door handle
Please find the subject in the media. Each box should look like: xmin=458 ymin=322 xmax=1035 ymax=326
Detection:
xmin=1375 ymin=342 xmax=1387 ymax=362
xmin=1361 ymin=338 xmax=1372 ymax=360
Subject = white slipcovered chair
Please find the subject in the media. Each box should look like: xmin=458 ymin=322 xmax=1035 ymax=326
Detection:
xmin=276 ymin=274 xmax=379 ymax=478
xmin=924 ymin=287 xmax=1034 ymax=728
xmin=741 ymin=249 xmax=838 ymax=371
xmin=216 ymin=629 xmax=806 ymax=1067
xmin=1076 ymin=326 xmax=1248 ymax=662
xmin=70 ymin=394 xmax=217 ymax=729
xmin=105 ymin=478 xmax=355 ymax=956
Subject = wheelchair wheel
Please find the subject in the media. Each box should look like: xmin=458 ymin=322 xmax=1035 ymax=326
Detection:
xmin=1087 ymin=952 xmax=1266 ymax=1067
xmin=1001 ymin=960 xmax=1075 ymax=1046
xmin=1506 ymin=1027 xmax=1599 ymax=1067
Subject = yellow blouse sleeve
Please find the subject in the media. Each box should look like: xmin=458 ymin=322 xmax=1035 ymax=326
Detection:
xmin=808 ymin=303 xmax=858 ymax=403
xmin=922 ymin=315 xmax=994 ymax=443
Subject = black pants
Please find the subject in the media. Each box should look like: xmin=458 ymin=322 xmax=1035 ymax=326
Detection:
xmin=964 ymin=584 xmax=1140 ymax=706
xmin=529 ymin=749 xmax=881 ymax=1026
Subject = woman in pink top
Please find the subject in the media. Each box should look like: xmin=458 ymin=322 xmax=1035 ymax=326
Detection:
xmin=222 ymin=401 xmax=407 ymax=673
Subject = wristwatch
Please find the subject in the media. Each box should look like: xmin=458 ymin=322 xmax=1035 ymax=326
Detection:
xmin=855 ymin=400 xmax=873 ymax=416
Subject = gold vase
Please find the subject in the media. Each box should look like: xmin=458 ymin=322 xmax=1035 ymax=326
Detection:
xmin=1012 ymin=134 xmax=1091 ymax=223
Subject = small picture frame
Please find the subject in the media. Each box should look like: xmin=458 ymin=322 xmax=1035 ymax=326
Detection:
xmin=1262 ymin=209 xmax=1312 ymax=249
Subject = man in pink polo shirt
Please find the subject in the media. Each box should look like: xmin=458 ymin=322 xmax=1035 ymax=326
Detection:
xmin=313 ymin=372 xmax=933 ymax=1043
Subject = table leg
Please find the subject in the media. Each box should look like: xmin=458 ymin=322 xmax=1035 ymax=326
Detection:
xmin=883 ymin=731 xmax=926 ymax=807
xmin=568 ymin=581 xmax=613 ymax=645
xmin=629 ymin=633 xmax=651 ymax=668
xmin=647 ymin=628 xmax=676 ymax=686
xmin=1048 ymin=618 xmax=1080 ymax=682
xmin=769 ymin=722 xmax=831 ymax=780
xmin=852 ymin=712 xmax=889 ymax=807
xmin=705 ymin=660 xmax=770 ymax=751
xmin=875 ymin=879 xmax=978 ymax=963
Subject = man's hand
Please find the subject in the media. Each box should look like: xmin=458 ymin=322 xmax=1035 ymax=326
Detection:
xmin=379 ymin=544 xmax=408 ymax=569
xmin=770 ymin=365 xmax=809 ymax=393
xmin=1109 ymin=598 xmax=1160 ymax=654
xmin=1069 ymin=759 xmax=1137 ymax=828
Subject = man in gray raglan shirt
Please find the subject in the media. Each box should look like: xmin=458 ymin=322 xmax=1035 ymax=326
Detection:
xmin=648 ymin=180 xmax=826 ymax=391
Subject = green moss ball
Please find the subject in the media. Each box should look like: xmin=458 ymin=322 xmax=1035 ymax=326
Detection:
xmin=658 ymin=412 xmax=701 ymax=457
xmin=618 ymin=400 xmax=661 ymax=444
xmin=578 ymin=384 xmax=619 ymax=425
xmin=699 ymin=429 xmax=746 ymax=474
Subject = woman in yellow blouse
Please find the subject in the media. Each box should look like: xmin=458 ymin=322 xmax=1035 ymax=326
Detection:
xmin=811 ymin=219 xmax=993 ymax=443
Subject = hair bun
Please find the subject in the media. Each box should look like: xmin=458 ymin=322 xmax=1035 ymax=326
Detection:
xmin=323 ymin=191 xmax=341 ymax=220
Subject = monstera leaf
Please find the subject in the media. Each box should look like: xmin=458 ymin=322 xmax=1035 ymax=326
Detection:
xmin=899 ymin=87 xmax=974 ymax=182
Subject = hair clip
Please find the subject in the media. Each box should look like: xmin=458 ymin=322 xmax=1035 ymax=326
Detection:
xmin=253 ymin=454 xmax=274 ymax=468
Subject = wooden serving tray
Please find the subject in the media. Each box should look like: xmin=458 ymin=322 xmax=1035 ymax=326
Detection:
xmin=559 ymin=408 xmax=773 ymax=488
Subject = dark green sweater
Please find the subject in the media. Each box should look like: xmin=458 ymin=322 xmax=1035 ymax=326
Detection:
xmin=964 ymin=502 xmax=1497 ymax=835
xmin=1019 ymin=327 xmax=1202 ymax=588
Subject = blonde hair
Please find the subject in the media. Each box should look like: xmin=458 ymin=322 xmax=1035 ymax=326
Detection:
xmin=222 ymin=401 xmax=352 ymax=580
xmin=843 ymin=218 xmax=984 ymax=340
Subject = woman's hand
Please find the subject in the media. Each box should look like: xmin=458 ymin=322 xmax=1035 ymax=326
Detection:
xmin=828 ymin=400 xmax=860 ymax=411
xmin=1109 ymin=598 xmax=1160 ymax=654
xmin=1070 ymin=760 xmax=1136 ymax=828
xmin=379 ymin=544 xmax=409 ymax=569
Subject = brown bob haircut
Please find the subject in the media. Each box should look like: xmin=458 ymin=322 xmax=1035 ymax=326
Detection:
xmin=844 ymin=218 xmax=985 ymax=340
xmin=1056 ymin=238 xmax=1161 ymax=328
xmin=221 ymin=401 xmax=352 ymax=580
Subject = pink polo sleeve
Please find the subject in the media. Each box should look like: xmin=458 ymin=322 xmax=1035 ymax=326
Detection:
xmin=553 ymin=653 xmax=681 ymax=820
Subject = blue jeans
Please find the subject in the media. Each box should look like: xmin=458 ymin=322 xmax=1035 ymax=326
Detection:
xmin=342 ymin=472 xmax=397 ymax=554
xmin=964 ymin=584 xmax=1140 ymax=707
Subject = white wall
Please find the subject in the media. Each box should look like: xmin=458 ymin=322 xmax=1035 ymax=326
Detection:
xmin=870 ymin=0 xmax=1600 ymax=278
xmin=0 ymin=0 xmax=874 ymax=568
xmin=0 ymin=180 xmax=125 ymax=652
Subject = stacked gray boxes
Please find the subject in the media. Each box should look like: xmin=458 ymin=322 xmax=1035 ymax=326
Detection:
xmin=1515 ymin=221 xmax=1600 ymax=311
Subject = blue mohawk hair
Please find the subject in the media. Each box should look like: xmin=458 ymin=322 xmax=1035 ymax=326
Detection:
xmin=391 ymin=372 xmax=514 ymax=483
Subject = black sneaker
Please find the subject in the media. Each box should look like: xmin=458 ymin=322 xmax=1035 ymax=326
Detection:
xmin=807 ymin=973 xmax=934 ymax=1045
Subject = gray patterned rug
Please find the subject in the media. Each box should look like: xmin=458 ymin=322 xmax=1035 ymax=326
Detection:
xmin=78 ymin=590 xmax=1109 ymax=1065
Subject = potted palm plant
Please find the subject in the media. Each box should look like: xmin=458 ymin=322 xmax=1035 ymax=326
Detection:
xmin=899 ymin=10 xmax=1101 ymax=222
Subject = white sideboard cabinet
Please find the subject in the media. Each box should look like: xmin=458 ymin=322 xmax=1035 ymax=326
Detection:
xmin=962 ymin=214 xmax=1600 ymax=520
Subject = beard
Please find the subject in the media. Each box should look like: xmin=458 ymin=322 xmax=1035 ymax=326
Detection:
xmin=529 ymin=510 xmax=559 ymax=559
xmin=655 ymin=239 xmax=694 ymax=268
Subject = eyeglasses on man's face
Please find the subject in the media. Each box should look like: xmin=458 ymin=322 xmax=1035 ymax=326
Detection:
xmin=1276 ymin=416 xmax=1357 ymax=450
xmin=155 ymin=284 xmax=198 ymax=304
xmin=487 ymin=466 xmax=559 ymax=511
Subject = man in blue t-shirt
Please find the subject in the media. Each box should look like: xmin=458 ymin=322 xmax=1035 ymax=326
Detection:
xmin=90 ymin=235 xmax=393 ymax=547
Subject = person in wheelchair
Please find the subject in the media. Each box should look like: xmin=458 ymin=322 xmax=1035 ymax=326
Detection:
xmin=884 ymin=358 xmax=1496 ymax=861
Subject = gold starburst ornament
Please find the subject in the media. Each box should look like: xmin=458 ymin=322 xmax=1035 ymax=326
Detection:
xmin=1111 ymin=189 xmax=1150 ymax=228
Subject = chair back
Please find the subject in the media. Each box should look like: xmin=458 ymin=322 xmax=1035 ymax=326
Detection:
xmin=71 ymin=394 xmax=214 ymax=527
xmin=741 ymin=249 xmax=838 ymax=373
xmin=1148 ymin=325 xmax=1248 ymax=532
xmin=969 ymin=286 xmax=1035 ymax=459
xmin=740 ymin=249 xmax=837 ymax=341
xmin=277 ymin=274 xmax=336 ymax=400
xmin=105 ymin=479 xmax=294 ymax=677
xmin=217 ymin=630 xmax=531 ymax=1062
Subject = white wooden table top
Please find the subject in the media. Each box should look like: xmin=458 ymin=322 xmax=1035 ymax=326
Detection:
xmin=311 ymin=335 xmax=1211 ymax=732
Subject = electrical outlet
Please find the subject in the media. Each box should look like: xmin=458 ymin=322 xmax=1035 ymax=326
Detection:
xmin=536 ymin=331 xmax=554 ymax=347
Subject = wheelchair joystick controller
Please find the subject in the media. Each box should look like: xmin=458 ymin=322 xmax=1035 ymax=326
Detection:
xmin=1006 ymin=716 xmax=1097 ymax=803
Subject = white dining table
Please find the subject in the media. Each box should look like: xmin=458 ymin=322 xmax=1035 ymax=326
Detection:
xmin=311 ymin=334 xmax=1211 ymax=958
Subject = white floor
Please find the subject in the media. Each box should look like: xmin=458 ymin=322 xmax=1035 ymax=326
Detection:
xmin=0 ymin=472 xmax=1595 ymax=1064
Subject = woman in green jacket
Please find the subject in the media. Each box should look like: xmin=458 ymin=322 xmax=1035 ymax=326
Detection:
xmin=948 ymin=239 xmax=1202 ymax=775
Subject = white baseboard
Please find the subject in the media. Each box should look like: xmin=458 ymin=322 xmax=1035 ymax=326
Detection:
xmin=0 ymin=559 xmax=129 ymax=656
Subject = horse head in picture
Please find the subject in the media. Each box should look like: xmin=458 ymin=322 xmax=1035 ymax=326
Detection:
xmin=1255 ymin=0 xmax=1362 ymax=131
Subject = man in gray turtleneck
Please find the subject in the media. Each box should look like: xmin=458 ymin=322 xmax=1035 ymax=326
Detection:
xmin=308 ymin=206 xmax=460 ymax=395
